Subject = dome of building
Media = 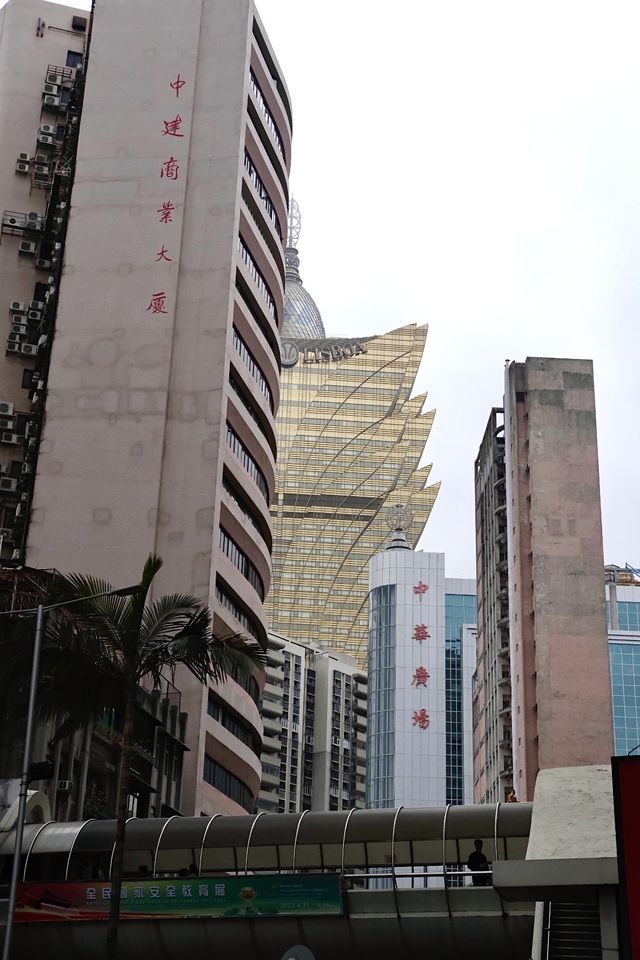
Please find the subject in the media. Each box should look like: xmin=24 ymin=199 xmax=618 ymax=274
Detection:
xmin=281 ymin=199 xmax=325 ymax=340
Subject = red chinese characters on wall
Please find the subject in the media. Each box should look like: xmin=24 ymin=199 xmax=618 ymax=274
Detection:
xmin=411 ymin=667 xmax=430 ymax=688
xmin=412 ymin=624 xmax=431 ymax=644
xmin=155 ymin=245 xmax=172 ymax=263
xmin=413 ymin=580 xmax=429 ymax=600
xmin=170 ymin=73 xmax=186 ymax=98
xmin=411 ymin=709 xmax=430 ymax=730
xmin=162 ymin=115 xmax=184 ymax=138
xmin=146 ymin=291 xmax=168 ymax=315
xmin=160 ymin=156 xmax=180 ymax=181
xmin=157 ymin=201 xmax=175 ymax=224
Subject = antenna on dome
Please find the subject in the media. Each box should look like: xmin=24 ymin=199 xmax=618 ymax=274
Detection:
xmin=287 ymin=197 xmax=301 ymax=249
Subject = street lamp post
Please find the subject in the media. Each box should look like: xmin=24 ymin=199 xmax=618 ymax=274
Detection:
xmin=0 ymin=583 xmax=141 ymax=960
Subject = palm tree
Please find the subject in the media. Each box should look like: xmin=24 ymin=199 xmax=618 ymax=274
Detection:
xmin=0 ymin=554 xmax=266 ymax=958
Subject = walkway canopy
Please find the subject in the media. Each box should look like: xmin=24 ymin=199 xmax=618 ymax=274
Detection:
xmin=0 ymin=803 xmax=532 ymax=883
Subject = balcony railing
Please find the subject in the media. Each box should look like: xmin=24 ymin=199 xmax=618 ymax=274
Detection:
xmin=243 ymin=150 xmax=282 ymax=239
xmin=249 ymin=69 xmax=286 ymax=161
xmin=237 ymin=236 xmax=277 ymax=322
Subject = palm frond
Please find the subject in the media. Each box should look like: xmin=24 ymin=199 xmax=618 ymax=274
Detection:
xmin=139 ymin=594 xmax=206 ymax=647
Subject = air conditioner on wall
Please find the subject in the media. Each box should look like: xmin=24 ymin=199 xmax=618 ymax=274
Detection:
xmin=9 ymin=302 xmax=26 ymax=314
xmin=46 ymin=71 xmax=63 ymax=85
xmin=0 ymin=528 xmax=14 ymax=541
xmin=30 ymin=300 xmax=45 ymax=312
xmin=36 ymin=259 xmax=51 ymax=270
xmin=43 ymin=83 xmax=59 ymax=95
xmin=39 ymin=124 xmax=55 ymax=136
xmin=17 ymin=152 xmax=31 ymax=162
xmin=15 ymin=161 xmax=29 ymax=174
xmin=7 ymin=334 xmax=22 ymax=344
xmin=0 ymin=403 xmax=14 ymax=416
xmin=34 ymin=164 xmax=49 ymax=175
xmin=6 ymin=344 xmax=20 ymax=354
xmin=0 ymin=419 xmax=14 ymax=431
xmin=0 ymin=478 xmax=17 ymax=493
xmin=34 ymin=153 xmax=48 ymax=165
xmin=11 ymin=325 xmax=27 ymax=336
xmin=43 ymin=95 xmax=60 ymax=108
xmin=1 ymin=433 xmax=20 ymax=445
xmin=37 ymin=135 xmax=54 ymax=146
xmin=19 ymin=241 xmax=36 ymax=255
xmin=28 ymin=310 xmax=41 ymax=322
xmin=21 ymin=344 xmax=38 ymax=356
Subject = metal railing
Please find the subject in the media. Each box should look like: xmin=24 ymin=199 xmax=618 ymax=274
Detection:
xmin=249 ymin=70 xmax=286 ymax=161
xmin=243 ymin=150 xmax=282 ymax=239
xmin=237 ymin=236 xmax=277 ymax=322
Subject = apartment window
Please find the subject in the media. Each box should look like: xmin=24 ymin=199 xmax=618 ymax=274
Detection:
xmin=232 ymin=326 xmax=274 ymax=410
xmin=215 ymin=578 xmax=262 ymax=648
xmin=226 ymin=422 xmax=269 ymax=502
xmin=66 ymin=50 xmax=83 ymax=68
xmin=219 ymin=526 xmax=264 ymax=600
xmin=207 ymin=692 xmax=260 ymax=755
xmin=203 ymin=755 xmax=253 ymax=812
xmin=237 ymin=236 xmax=276 ymax=322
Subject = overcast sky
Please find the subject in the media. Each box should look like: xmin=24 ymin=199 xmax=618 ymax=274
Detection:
xmin=14 ymin=0 xmax=640 ymax=578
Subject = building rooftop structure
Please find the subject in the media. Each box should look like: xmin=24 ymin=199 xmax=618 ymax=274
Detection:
xmin=281 ymin=199 xmax=325 ymax=339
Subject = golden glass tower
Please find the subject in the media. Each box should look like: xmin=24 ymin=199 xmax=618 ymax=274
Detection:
xmin=266 ymin=205 xmax=439 ymax=665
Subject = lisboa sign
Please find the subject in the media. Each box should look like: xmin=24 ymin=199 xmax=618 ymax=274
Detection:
xmin=281 ymin=340 xmax=368 ymax=368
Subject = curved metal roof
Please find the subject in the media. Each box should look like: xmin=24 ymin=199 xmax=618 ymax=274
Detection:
xmin=282 ymin=246 xmax=325 ymax=340
xmin=1 ymin=805 xmax=532 ymax=882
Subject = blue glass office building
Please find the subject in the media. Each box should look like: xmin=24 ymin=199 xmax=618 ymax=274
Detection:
xmin=445 ymin=591 xmax=477 ymax=804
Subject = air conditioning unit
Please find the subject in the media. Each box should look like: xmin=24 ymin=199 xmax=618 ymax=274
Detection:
xmin=21 ymin=344 xmax=38 ymax=356
xmin=1 ymin=433 xmax=20 ymax=445
xmin=40 ymin=124 xmax=55 ymax=136
xmin=15 ymin=161 xmax=29 ymax=175
xmin=32 ymin=171 xmax=50 ymax=185
xmin=34 ymin=164 xmax=49 ymax=175
xmin=28 ymin=310 xmax=42 ymax=322
xmin=36 ymin=259 xmax=51 ymax=270
xmin=6 ymin=344 xmax=20 ymax=354
xmin=46 ymin=70 xmax=63 ymax=85
xmin=0 ymin=528 xmax=14 ymax=541
xmin=0 ymin=419 xmax=14 ymax=431
xmin=27 ymin=211 xmax=40 ymax=222
xmin=18 ymin=241 xmax=36 ymax=255
xmin=9 ymin=301 xmax=26 ymax=314
xmin=0 ymin=478 xmax=17 ymax=493
xmin=57 ymin=780 xmax=73 ymax=792
xmin=11 ymin=325 xmax=28 ymax=336
xmin=0 ymin=402 xmax=14 ymax=416
xmin=43 ymin=95 xmax=60 ymax=108
xmin=43 ymin=83 xmax=59 ymax=95
xmin=17 ymin=152 xmax=32 ymax=163
xmin=37 ymin=135 xmax=54 ymax=146
xmin=30 ymin=300 xmax=45 ymax=312
xmin=7 ymin=334 xmax=22 ymax=344
xmin=34 ymin=153 xmax=48 ymax=165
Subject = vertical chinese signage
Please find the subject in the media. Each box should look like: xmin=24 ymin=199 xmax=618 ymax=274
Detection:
xmin=411 ymin=580 xmax=431 ymax=732
xmin=145 ymin=73 xmax=190 ymax=319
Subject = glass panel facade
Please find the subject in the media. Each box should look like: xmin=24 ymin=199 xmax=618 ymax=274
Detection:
xmin=445 ymin=593 xmax=476 ymax=805
xmin=610 ymin=641 xmax=640 ymax=755
xmin=367 ymin=584 xmax=396 ymax=807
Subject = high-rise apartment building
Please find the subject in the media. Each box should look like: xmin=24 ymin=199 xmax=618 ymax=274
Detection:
xmin=257 ymin=633 xmax=367 ymax=813
xmin=367 ymin=523 xmax=475 ymax=809
xmin=473 ymin=408 xmax=513 ymax=803
xmin=0 ymin=0 xmax=292 ymax=816
xmin=474 ymin=359 xmax=613 ymax=803
xmin=266 ymin=218 xmax=439 ymax=664
xmin=606 ymin=565 xmax=640 ymax=756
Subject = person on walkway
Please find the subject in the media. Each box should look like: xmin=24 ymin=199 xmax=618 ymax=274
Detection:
xmin=467 ymin=839 xmax=490 ymax=886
